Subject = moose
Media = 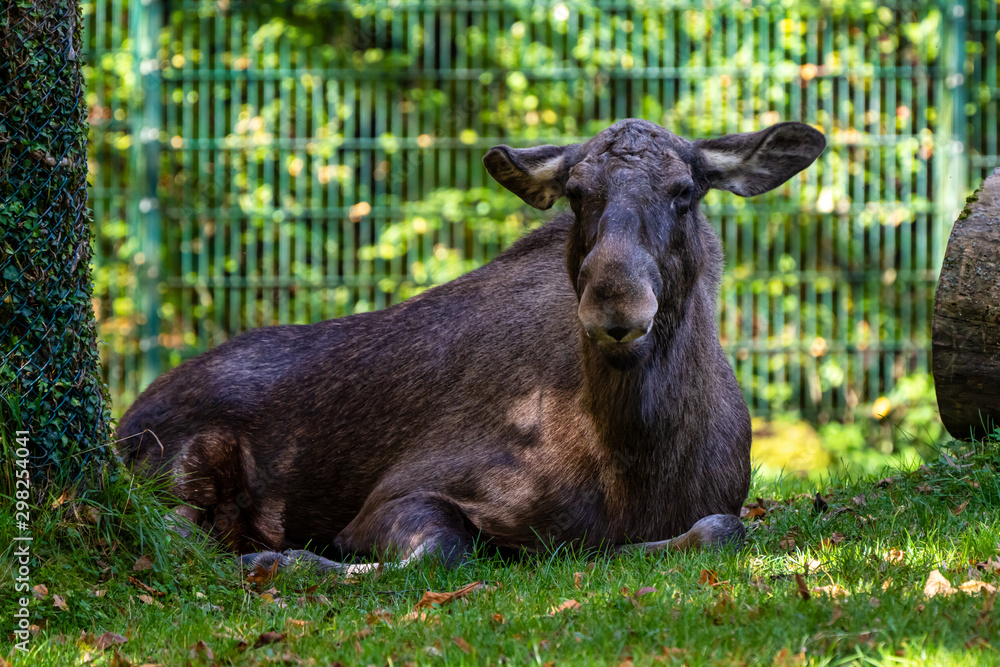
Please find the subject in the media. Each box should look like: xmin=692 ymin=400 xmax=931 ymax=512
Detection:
xmin=117 ymin=119 xmax=825 ymax=573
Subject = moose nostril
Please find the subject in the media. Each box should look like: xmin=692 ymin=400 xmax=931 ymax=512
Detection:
xmin=606 ymin=326 xmax=630 ymax=342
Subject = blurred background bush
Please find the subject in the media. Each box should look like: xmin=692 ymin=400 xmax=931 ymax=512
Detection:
xmin=82 ymin=0 xmax=998 ymax=474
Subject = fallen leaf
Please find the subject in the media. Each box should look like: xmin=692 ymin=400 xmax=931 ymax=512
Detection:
xmin=772 ymin=647 xmax=806 ymax=666
xmin=53 ymin=594 xmax=68 ymax=611
xmin=452 ymin=636 xmax=472 ymax=654
xmin=189 ymin=640 xmax=213 ymax=660
xmin=924 ymin=569 xmax=955 ymax=598
xmin=830 ymin=532 xmax=845 ymax=544
xmin=93 ymin=632 xmax=127 ymax=650
xmin=127 ymin=576 xmax=165 ymax=597
xmin=132 ymin=555 xmax=153 ymax=572
xmin=852 ymin=494 xmax=866 ymax=507
xmin=549 ymin=599 xmax=581 ymax=615
xmin=32 ymin=584 xmax=49 ymax=599
xmin=882 ymin=578 xmax=893 ymax=592
xmin=951 ymin=501 xmax=969 ymax=516
xmin=869 ymin=596 xmax=881 ymax=608
xmin=246 ymin=559 xmax=280 ymax=589
xmin=136 ymin=594 xmax=163 ymax=608
xmin=745 ymin=506 xmax=767 ymax=519
xmin=93 ymin=589 xmax=107 ymax=598
xmin=916 ymin=484 xmax=934 ymax=494
xmin=51 ymin=491 xmax=70 ymax=509
xmin=109 ymin=650 xmax=132 ymax=667
xmin=793 ymin=573 xmax=810 ymax=601
xmin=491 ymin=613 xmax=506 ymax=625
xmin=635 ymin=586 xmax=657 ymax=597
xmin=366 ymin=609 xmax=393 ymax=626
xmin=779 ymin=536 xmax=796 ymax=550
xmin=253 ymin=631 xmax=286 ymax=648
xmin=574 ymin=572 xmax=583 ymax=589
xmin=413 ymin=581 xmax=484 ymax=610
xmin=959 ymin=580 xmax=997 ymax=595
xmin=885 ymin=549 xmax=906 ymax=564
xmin=876 ymin=476 xmax=898 ymax=488
xmin=813 ymin=492 xmax=828 ymax=513
xmin=812 ymin=584 xmax=849 ymax=598
xmin=698 ymin=569 xmax=719 ymax=586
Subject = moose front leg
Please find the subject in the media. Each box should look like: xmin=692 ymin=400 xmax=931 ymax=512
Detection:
xmin=240 ymin=492 xmax=477 ymax=574
xmin=623 ymin=514 xmax=746 ymax=554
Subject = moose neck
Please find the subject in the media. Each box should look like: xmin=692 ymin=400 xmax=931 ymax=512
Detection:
xmin=577 ymin=259 xmax=717 ymax=460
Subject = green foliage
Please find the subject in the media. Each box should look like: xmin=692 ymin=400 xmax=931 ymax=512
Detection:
xmin=0 ymin=0 xmax=112 ymax=488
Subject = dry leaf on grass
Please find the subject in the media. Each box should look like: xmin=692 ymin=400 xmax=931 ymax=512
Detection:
xmin=813 ymin=492 xmax=828 ymax=514
xmin=365 ymin=609 xmax=393 ymax=626
xmin=793 ymin=573 xmax=810 ymax=601
xmin=772 ymin=647 xmax=807 ymax=666
xmin=246 ymin=559 xmax=280 ymax=589
xmin=253 ymin=631 xmax=286 ymax=648
xmin=53 ymin=594 xmax=68 ymax=611
xmin=959 ymin=580 xmax=997 ymax=595
xmin=136 ymin=594 xmax=164 ymax=608
xmin=951 ymin=501 xmax=969 ymax=516
xmin=93 ymin=632 xmax=128 ymax=650
xmin=109 ymin=650 xmax=132 ymax=667
xmin=549 ymin=599 xmax=581 ymax=615
xmin=452 ymin=636 xmax=472 ymax=654
xmin=884 ymin=549 xmax=906 ymax=564
xmin=127 ymin=576 xmax=165 ymax=597
xmin=188 ymin=640 xmax=213 ymax=660
xmin=574 ymin=572 xmax=584 ymax=589
xmin=923 ymin=569 xmax=955 ymax=598
xmin=698 ymin=569 xmax=724 ymax=587
xmin=132 ymin=555 xmax=153 ymax=572
xmin=401 ymin=581 xmax=486 ymax=622
xmin=414 ymin=581 xmax=484 ymax=610
xmin=32 ymin=584 xmax=48 ymax=599
xmin=635 ymin=586 xmax=657 ymax=597
xmin=812 ymin=584 xmax=848 ymax=598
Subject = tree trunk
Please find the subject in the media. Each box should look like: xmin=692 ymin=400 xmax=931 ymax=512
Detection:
xmin=0 ymin=0 xmax=110 ymax=486
xmin=932 ymin=168 xmax=1000 ymax=440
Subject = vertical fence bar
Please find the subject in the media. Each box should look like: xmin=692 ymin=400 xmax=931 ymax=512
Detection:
xmin=131 ymin=0 xmax=162 ymax=391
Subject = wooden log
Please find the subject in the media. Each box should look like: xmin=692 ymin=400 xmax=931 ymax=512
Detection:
xmin=932 ymin=168 xmax=1000 ymax=440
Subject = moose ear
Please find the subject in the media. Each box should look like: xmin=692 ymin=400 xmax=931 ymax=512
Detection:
xmin=484 ymin=143 xmax=578 ymax=209
xmin=695 ymin=122 xmax=826 ymax=197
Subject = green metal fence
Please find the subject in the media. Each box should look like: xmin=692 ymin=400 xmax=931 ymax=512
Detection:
xmin=82 ymin=0 xmax=996 ymax=420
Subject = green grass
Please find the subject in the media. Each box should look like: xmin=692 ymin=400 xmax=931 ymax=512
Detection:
xmin=3 ymin=432 xmax=1000 ymax=666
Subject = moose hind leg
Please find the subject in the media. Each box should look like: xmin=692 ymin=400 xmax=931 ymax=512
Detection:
xmin=241 ymin=493 xmax=477 ymax=574
xmin=627 ymin=514 xmax=746 ymax=554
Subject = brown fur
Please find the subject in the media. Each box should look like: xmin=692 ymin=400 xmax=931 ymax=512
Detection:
xmin=117 ymin=119 xmax=825 ymax=565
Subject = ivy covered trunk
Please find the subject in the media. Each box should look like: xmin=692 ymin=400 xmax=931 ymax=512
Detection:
xmin=0 ymin=0 xmax=110 ymax=486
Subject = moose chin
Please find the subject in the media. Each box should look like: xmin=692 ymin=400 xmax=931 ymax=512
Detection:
xmin=117 ymin=118 xmax=825 ymax=574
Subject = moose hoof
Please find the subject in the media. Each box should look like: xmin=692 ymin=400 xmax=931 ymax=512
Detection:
xmin=671 ymin=514 xmax=746 ymax=551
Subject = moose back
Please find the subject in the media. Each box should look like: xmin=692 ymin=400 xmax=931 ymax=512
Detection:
xmin=117 ymin=119 xmax=825 ymax=569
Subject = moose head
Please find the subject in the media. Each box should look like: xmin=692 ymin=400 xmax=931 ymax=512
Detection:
xmin=485 ymin=119 xmax=826 ymax=366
